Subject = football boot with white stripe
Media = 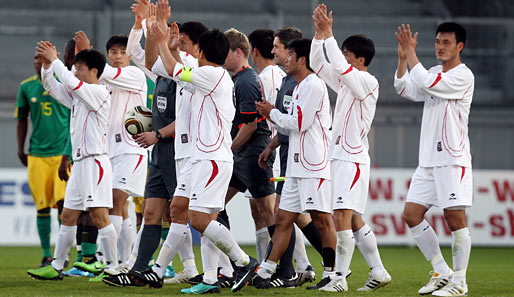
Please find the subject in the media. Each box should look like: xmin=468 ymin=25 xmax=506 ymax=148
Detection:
xmin=357 ymin=270 xmax=392 ymax=291
xmin=432 ymin=281 xmax=468 ymax=297
xmin=269 ymin=273 xmax=298 ymax=288
xmin=102 ymin=272 xmax=144 ymax=287
xmin=307 ymin=276 xmax=347 ymax=292
xmin=131 ymin=268 xmax=163 ymax=288
xmin=418 ymin=271 xmax=453 ymax=295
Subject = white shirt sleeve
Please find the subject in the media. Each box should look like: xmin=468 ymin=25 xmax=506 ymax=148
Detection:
xmin=310 ymin=38 xmax=340 ymax=91
xmin=270 ymin=80 xmax=324 ymax=133
xmin=394 ymin=70 xmax=425 ymax=102
xmin=41 ymin=64 xmax=73 ymax=109
xmin=324 ymin=37 xmax=377 ymax=100
xmin=127 ymin=26 xmax=157 ymax=81
xmin=101 ymin=64 xmax=146 ymax=93
xmin=151 ymin=57 xmax=173 ymax=79
xmin=172 ymin=62 xmax=220 ymax=94
xmin=409 ymin=63 xmax=473 ymax=100
xmin=51 ymin=59 xmax=107 ymax=111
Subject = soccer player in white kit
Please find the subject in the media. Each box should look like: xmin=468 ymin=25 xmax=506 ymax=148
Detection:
xmin=74 ymin=31 xmax=149 ymax=272
xmin=311 ymin=4 xmax=391 ymax=292
xmin=149 ymin=17 xmax=258 ymax=293
xmin=394 ymin=22 xmax=474 ymax=296
xmin=250 ymin=38 xmax=340 ymax=292
xmin=28 ymin=43 xmax=117 ymax=280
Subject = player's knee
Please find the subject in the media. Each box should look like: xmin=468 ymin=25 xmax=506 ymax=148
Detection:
xmin=402 ymin=209 xmax=422 ymax=227
xmin=443 ymin=211 xmax=467 ymax=231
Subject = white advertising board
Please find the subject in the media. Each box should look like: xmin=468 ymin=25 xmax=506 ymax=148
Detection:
xmin=1 ymin=168 xmax=513 ymax=246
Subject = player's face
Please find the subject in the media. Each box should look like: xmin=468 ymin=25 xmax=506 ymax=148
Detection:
xmin=285 ymin=49 xmax=298 ymax=75
xmin=179 ymin=33 xmax=194 ymax=53
xmin=272 ymin=37 xmax=288 ymax=66
xmin=342 ymin=48 xmax=361 ymax=69
xmin=108 ymin=45 xmax=130 ymax=68
xmin=34 ymin=54 xmax=43 ymax=76
xmin=224 ymin=49 xmax=238 ymax=72
xmin=74 ymin=62 xmax=97 ymax=83
xmin=435 ymin=32 xmax=462 ymax=62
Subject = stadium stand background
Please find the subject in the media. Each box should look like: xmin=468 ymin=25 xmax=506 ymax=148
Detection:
xmin=1 ymin=0 xmax=513 ymax=169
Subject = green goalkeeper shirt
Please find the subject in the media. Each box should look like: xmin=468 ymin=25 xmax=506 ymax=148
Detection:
xmin=15 ymin=74 xmax=70 ymax=157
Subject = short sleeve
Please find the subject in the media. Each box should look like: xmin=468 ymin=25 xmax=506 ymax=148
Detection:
xmin=15 ymin=84 xmax=29 ymax=119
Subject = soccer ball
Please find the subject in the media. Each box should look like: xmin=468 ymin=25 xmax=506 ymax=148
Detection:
xmin=124 ymin=106 xmax=153 ymax=136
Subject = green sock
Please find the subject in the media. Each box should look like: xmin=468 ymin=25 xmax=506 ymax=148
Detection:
xmin=81 ymin=242 xmax=97 ymax=260
xmin=36 ymin=214 xmax=52 ymax=258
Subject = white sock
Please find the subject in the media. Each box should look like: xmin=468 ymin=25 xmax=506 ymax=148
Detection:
xmin=203 ymin=221 xmax=249 ymax=267
xmin=410 ymin=220 xmax=451 ymax=275
xmin=293 ymin=224 xmax=310 ymax=271
xmin=117 ymin=218 xmax=133 ymax=263
xmin=257 ymin=260 xmax=276 ymax=279
xmin=255 ymin=227 xmax=270 ymax=263
xmin=218 ymin=252 xmax=234 ymax=277
xmin=178 ymin=224 xmax=197 ymax=275
xmin=152 ymin=223 xmax=187 ymax=278
xmin=51 ymin=225 xmax=77 ymax=270
xmin=127 ymin=220 xmax=144 ymax=266
xmin=109 ymin=215 xmax=123 ymax=238
xmin=201 ymin=236 xmax=220 ymax=284
xmin=336 ymin=230 xmax=354 ymax=276
xmin=354 ymin=224 xmax=385 ymax=273
xmin=451 ymin=228 xmax=470 ymax=284
xmin=98 ymin=224 xmax=118 ymax=269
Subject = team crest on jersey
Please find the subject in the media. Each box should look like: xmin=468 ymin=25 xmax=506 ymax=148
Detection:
xmin=181 ymin=134 xmax=188 ymax=144
xmin=115 ymin=134 xmax=121 ymax=143
xmin=437 ymin=141 xmax=442 ymax=152
xmin=294 ymin=153 xmax=299 ymax=162
xmin=76 ymin=149 xmax=81 ymax=158
xmin=157 ymin=96 xmax=167 ymax=113
xmin=335 ymin=136 xmax=341 ymax=145
xmin=30 ymin=97 xmax=37 ymax=103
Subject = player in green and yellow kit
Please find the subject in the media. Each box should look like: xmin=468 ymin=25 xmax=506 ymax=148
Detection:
xmin=15 ymin=52 xmax=71 ymax=267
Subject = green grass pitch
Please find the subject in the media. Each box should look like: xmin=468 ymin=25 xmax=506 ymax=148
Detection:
xmin=0 ymin=245 xmax=513 ymax=296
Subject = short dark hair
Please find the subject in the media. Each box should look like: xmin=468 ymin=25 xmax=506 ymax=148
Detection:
xmin=274 ymin=27 xmax=303 ymax=48
xmin=64 ymin=39 xmax=76 ymax=70
xmin=106 ymin=35 xmax=128 ymax=52
xmin=287 ymin=38 xmax=313 ymax=72
xmin=342 ymin=35 xmax=375 ymax=66
xmin=199 ymin=29 xmax=230 ymax=65
xmin=436 ymin=22 xmax=467 ymax=47
xmin=248 ymin=29 xmax=274 ymax=59
xmin=74 ymin=49 xmax=106 ymax=78
xmin=180 ymin=22 xmax=208 ymax=45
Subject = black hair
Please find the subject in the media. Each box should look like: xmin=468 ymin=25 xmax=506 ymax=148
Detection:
xmin=436 ymin=22 xmax=467 ymax=49
xmin=198 ymin=29 xmax=230 ymax=65
xmin=342 ymin=35 xmax=375 ymax=66
xmin=64 ymin=39 xmax=76 ymax=70
xmin=74 ymin=49 xmax=106 ymax=78
xmin=248 ymin=29 xmax=274 ymax=59
xmin=274 ymin=27 xmax=303 ymax=48
xmin=287 ymin=38 xmax=313 ymax=72
xmin=106 ymin=35 xmax=128 ymax=52
xmin=180 ymin=22 xmax=209 ymax=45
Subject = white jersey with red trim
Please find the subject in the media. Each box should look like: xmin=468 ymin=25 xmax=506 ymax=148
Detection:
xmin=259 ymin=64 xmax=286 ymax=138
xmin=127 ymin=24 xmax=157 ymax=81
xmin=171 ymin=62 xmax=235 ymax=162
xmin=101 ymin=64 xmax=147 ymax=158
xmin=41 ymin=59 xmax=110 ymax=161
xmin=269 ymin=73 xmax=331 ymax=179
xmin=311 ymin=37 xmax=378 ymax=165
xmin=394 ymin=63 xmax=474 ymax=167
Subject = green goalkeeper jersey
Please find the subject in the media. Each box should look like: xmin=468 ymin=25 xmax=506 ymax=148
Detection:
xmin=146 ymin=77 xmax=155 ymax=109
xmin=15 ymin=74 xmax=70 ymax=157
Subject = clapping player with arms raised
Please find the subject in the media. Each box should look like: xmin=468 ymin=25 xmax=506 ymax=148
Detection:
xmin=394 ymin=22 xmax=474 ymax=296
xmin=27 ymin=42 xmax=117 ymax=280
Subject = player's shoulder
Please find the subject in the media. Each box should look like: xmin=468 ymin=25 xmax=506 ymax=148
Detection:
xmin=454 ymin=63 xmax=474 ymax=79
xmin=360 ymin=71 xmax=379 ymax=87
xmin=20 ymin=74 xmax=39 ymax=87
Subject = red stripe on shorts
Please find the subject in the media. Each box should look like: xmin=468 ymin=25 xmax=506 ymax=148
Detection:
xmin=95 ymin=159 xmax=104 ymax=186
xmin=205 ymin=160 xmax=219 ymax=188
xmin=349 ymin=163 xmax=360 ymax=191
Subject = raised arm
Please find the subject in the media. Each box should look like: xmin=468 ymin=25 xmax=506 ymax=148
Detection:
xmin=310 ymin=37 xmax=340 ymax=92
xmin=127 ymin=1 xmax=157 ymax=80
xmin=37 ymin=43 xmax=73 ymax=108
xmin=408 ymin=63 xmax=473 ymax=99
xmin=102 ymin=64 xmax=147 ymax=93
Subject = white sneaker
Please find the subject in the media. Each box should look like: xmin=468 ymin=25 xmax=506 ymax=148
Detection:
xmin=104 ymin=263 xmax=131 ymax=276
xmin=318 ymin=277 xmax=348 ymax=292
xmin=357 ymin=270 xmax=392 ymax=291
xmin=418 ymin=271 xmax=453 ymax=295
xmin=163 ymin=271 xmax=198 ymax=284
xmin=432 ymin=281 xmax=468 ymax=296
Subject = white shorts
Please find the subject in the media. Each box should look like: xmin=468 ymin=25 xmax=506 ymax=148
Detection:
xmin=332 ymin=160 xmax=370 ymax=215
xmin=174 ymin=157 xmax=192 ymax=198
xmin=406 ymin=166 xmax=473 ymax=209
xmin=189 ymin=160 xmax=232 ymax=214
xmin=64 ymin=155 xmax=113 ymax=211
xmin=279 ymin=177 xmax=332 ymax=214
xmin=111 ymin=153 xmax=148 ymax=197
